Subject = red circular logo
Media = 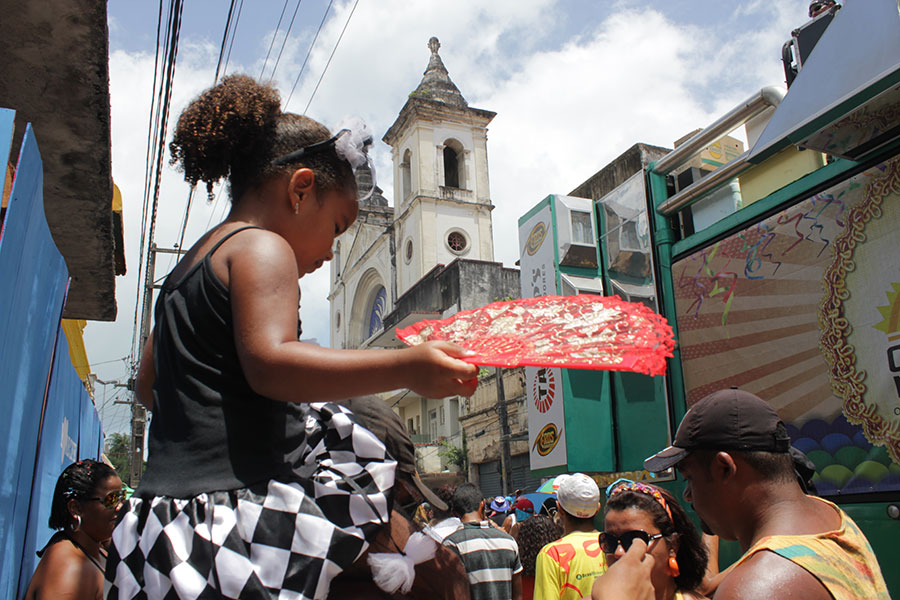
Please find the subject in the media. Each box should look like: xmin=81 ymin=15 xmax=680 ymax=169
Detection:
xmin=533 ymin=368 xmax=556 ymax=413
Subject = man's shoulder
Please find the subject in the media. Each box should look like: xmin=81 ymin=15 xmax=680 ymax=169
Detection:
xmin=715 ymin=549 xmax=832 ymax=600
xmin=445 ymin=522 xmax=505 ymax=540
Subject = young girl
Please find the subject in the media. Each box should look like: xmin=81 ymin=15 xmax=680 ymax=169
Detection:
xmin=105 ymin=74 xmax=479 ymax=600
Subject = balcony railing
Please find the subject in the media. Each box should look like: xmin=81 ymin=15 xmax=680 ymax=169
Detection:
xmin=439 ymin=186 xmax=474 ymax=202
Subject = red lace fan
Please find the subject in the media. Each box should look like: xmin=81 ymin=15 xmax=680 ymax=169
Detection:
xmin=395 ymin=295 xmax=675 ymax=377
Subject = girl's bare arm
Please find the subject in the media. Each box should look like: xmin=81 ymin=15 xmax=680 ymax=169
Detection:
xmin=228 ymin=230 xmax=479 ymax=403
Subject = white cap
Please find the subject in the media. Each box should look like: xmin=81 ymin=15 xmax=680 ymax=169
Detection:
xmin=556 ymin=473 xmax=600 ymax=518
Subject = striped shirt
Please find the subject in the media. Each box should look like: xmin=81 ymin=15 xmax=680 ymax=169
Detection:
xmin=444 ymin=521 xmax=523 ymax=600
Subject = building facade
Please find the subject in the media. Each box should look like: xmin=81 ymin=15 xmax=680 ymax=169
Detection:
xmin=329 ymin=39 xmax=534 ymax=491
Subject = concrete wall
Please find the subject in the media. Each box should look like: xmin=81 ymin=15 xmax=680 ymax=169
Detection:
xmin=569 ymin=143 xmax=671 ymax=200
xmin=384 ymin=258 xmax=520 ymax=333
xmin=460 ymin=368 xmax=529 ymax=469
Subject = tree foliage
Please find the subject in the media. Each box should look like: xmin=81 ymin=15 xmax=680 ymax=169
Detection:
xmin=105 ymin=432 xmax=131 ymax=483
xmin=438 ymin=435 xmax=468 ymax=472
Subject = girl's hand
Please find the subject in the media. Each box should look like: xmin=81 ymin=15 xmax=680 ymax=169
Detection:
xmin=404 ymin=341 xmax=480 ymax=398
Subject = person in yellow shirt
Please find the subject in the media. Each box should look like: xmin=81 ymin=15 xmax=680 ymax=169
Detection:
xmin=534 ymin=474 xmax=607 ymax=600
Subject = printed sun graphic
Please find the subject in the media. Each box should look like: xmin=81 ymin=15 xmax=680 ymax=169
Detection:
xmin=873 ymin=281 xmax=900 ymax=337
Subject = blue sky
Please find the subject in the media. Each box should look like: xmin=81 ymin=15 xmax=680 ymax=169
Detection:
xmin=89 ymin=0 xmax=812 ymax=433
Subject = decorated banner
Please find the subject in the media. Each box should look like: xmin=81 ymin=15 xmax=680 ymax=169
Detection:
xmin=525 ymin=366 xmax=566 ymax=469
xmin=674 ymin=157 xmax=900 ymax=495
xmin=519 ymin=201 xmax=568 ymax=469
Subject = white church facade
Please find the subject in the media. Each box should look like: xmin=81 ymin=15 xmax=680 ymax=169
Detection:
xmin=328 ymin=38 xmax=527 ymax=485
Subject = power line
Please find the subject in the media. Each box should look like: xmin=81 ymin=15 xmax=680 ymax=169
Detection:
xmin=285 ymin=0 xmax=334 ymax=109
xmin=131 ymin=0 xmax=170 ymax=364
xmin=172 ymin=0 xmax=244 ymax=263
xmin=267 ymin=0 xmax=304 ymax=83
xmin=221 ymin=0 xmax=244 ymax=79
xmin=214 ymin=0 xmax=238 ymax=83
xmin=259 ymin=0 xmax=292 ymax=80
xmin=304 ymin=0 xmax=359 ymax=115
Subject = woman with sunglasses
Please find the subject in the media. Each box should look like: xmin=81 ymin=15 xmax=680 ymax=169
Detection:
xmin=24 ymin=459 xmax=125 ymax=600
xmin=599 ymin=480 xmax=708 ymax=600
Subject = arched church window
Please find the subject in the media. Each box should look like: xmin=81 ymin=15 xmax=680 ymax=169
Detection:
xmin=334 ymin=241 xmax=341 ymax=281
xmin=367 ymin=286 xmax=387 ymax=339
xmin=401 ymin=149 xmax=412 ymax=200
xmin=443 ymin=146 xmax=459 ymax=188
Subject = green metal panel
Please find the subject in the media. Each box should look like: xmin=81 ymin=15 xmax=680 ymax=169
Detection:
xmin=840 ymin=502 xmax=900 ymax=596
xmin=647 ymin=168 xmax=688 ymax=427
xmin=590 ymin=181 xmax=672 ymax=471
xmin=612 ymin=372 xmax=669 ymax=470
xmin=563 ymin=369 xmax=615 ymax=472
xmin=517 ymin=196 xmax=553 ymax=226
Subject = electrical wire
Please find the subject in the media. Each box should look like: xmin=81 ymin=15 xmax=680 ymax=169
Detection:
xmin=130 ymin=0 xmax=169 ymax=364
xmin=221 ymin=0 xmax=244 ymax=79
xmin=304 ymin=0 xmax=359 ymax=115
xmin=214 ymin=0 xmax=237 ymax=83
xmin=259 ymin=0 xmax=291 ymax=79
xmin=130 ymin=0 xmax=184 ymax=367
xmin=165 ymin=185 xmax=195 ymax=276
xmin=267 ymin=0 xmax=303 ymax=83
xmin=284 ymin=0 xmax=334 ymax=109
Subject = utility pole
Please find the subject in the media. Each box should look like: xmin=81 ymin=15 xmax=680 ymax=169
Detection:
xmin=496 ymin=367 xmax=513 ymax=495
xmin=131 ymin=244 xmax=186 ymax=487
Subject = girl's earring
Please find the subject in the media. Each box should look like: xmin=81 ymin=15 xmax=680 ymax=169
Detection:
xmin=72 ymin=514 xmax=82 ymax=532
xmin=293 ymin=202 xmax=299 ymax=215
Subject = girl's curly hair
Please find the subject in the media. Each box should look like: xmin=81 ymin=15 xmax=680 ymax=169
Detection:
xmin=169 ymin=74 xmax=355 ymax=202
xmin=605 ymin=484 xmax=708 ymax=592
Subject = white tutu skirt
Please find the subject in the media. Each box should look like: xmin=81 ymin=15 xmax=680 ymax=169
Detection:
xmin=104 ymin=403 xmax=396 ymax=600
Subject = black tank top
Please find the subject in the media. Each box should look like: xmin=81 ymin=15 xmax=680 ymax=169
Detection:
xmin=137 ymin=226 xmax=306 ymax=498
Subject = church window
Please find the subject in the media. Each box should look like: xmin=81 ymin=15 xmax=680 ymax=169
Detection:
xmin=404 ymin=238 xmax=413 ymax=264
xmin=334 ymin=241 xmax=341 ymax=281
xmin=367 ymin=286 xmax=387 ymax=339
xmin=443 ymin=146 xmax=460 ymax=188
xmin=447 ymin=230 xmax=468 ymax=254
xmin=401 ymin=149 xmax=412 ymax=200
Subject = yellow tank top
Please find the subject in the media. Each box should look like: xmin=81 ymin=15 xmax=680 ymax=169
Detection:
xmin=731 ymin=497 xmax=890 ymax=600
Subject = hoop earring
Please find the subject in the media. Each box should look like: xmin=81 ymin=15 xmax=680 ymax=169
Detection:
xmin=667 ymin=556 xmax=680 ymax=578
xmin=72 ymin=514 xmax=82 ymax=533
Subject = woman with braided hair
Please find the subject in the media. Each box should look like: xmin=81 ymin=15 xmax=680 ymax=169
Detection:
xmin=24 ymin=459 xmax=125 ymax=599
xmin=105 ymin=74 xmax=478 ymax=599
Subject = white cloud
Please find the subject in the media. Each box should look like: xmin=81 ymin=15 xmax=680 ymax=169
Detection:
xmin=86 ymin=0 xmax=811 ymax=431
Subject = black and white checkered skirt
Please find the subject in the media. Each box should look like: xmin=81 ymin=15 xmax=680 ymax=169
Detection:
xmin=104 ymin=403 xmax=396 ymax=600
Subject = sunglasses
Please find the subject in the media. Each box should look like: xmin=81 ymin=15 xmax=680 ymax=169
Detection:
xmin=599 ymin=530 xmax=663 ymax=553
xmin=87 ymin=489 xmax=127 ymax=509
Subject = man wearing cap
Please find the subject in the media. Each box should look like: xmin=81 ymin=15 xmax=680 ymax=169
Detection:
xmin=443 ymin=483 xmax=523 ymax=600
xmin=533 ymin=473 xmax=606 ymax=600
xmin=644 ymin=389 xmax=889 ymax=600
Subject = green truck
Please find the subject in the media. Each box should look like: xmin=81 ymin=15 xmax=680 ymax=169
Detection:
xmin=519 ymin=0 xmax=899 ymax=593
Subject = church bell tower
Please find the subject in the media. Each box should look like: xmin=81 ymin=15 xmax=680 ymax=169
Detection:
xmin=382 ymin=37 xmax=497 ymax=296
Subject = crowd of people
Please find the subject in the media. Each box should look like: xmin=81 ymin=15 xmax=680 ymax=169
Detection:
xmin=21 ymin=72 xmax=892 ymax=599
